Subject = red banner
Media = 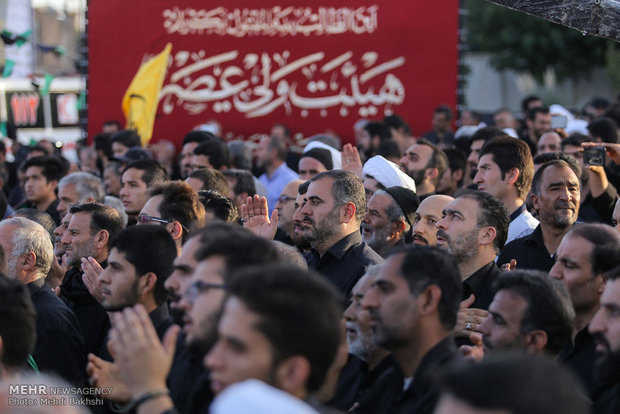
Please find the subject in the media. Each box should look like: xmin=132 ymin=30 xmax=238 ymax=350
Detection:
xmin=88 ymin=1 xmax=459 ymax=146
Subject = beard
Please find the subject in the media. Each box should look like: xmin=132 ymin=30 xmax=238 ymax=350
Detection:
xmin=407 ymin=168 xmax=426 ymax=187
xmin=302 ymin=208 xmax=341 ymax=247
xmin=103 ymin=280 xmax=141 ymax=312
xmin=292 ymin=222 xmax=311 ymax=251
xmin=347 ymin=323 xmax=378 ymax=363
xmin=187 ymin=310 xmax=221 ymax=357
xmin=593 ymin=332 xmax=620 ymax=384
xmin=66 ymin=242 xmax=97 ymax=269
xmin=362 ymin=223 xmax=393 ymax=255
xmin=441 ymin=228 xmax=480 ymax=264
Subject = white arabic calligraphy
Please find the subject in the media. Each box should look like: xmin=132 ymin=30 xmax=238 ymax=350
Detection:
xmin=162 ymin=6 xmax=378 ymax=37
xmin=160 ymin=50 xmax=406 ymax=119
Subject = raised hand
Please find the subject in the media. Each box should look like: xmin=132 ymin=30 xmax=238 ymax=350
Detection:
xmin=240 ymin=194 xmax=278 ymax=240
xmin=341 ymin=144 xmax=363 ymax=179
xmin=455 ymin=294 xmax=489 ymax=338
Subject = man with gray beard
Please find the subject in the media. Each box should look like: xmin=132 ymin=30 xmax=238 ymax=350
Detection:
xmin=332 ymin=265 xmax=395 ymax=411
xmin=361 ymin=188 xmax=419 ymax=258
xmin=435 ymin=190 xmax=509 ymax=344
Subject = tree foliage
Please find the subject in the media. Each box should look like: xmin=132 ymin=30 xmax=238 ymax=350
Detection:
xmin=465 ymin=0 xmax=614 ymax=83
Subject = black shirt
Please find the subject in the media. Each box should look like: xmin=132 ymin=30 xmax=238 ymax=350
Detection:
xmin=21 ymin=198 xmax=62 ymax=226
xmin=579 ymin=183 xmax=619 ymax=225
xmin=331 ymin=354 xmax=396 ymax=411
xmin=28 ymin=278 xmax=87 ymax=386
xmin=559 ymin=326 xmax=618 ymax=414
xmin=60 ymin=266 xmax=110 ymax=356
xmin=353 ymin=336 xmax=458 ymax=414
xmin=497 ymin=224 xmax=556 ymax=272
xmin=305 ymin=231 xmax=383 ymax=296
xmin=168 ymin=333 xmax=211 ymax=414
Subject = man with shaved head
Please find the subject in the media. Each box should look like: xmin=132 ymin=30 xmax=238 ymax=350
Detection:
xmin=411 ymin=195 xmax=453 ymax=246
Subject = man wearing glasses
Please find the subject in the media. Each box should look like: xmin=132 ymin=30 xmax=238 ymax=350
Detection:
xmin=137 ymin=181 xmax=206 ymax=256
xmin=273 ymin=179 xmax=304 ymax=246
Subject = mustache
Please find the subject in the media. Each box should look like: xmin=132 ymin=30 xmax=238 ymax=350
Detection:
xmin=436 ymin=229 xmax=450 ymax=243
xmin=412 ymin=233 xmax=428 ymax=244
xmin=167 ymin=290 xmax=181 ymax=303
xmin=592 ymin=332 xmax=611 ymax=352
xmin=555 ymin=201 xmax=575 ymax=210
xmin=302 ymin=215 xmax=315 ymax=225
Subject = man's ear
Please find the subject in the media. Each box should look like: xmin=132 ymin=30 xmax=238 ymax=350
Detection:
xmin=341 ymin=202 xmax=356 ymax=224
xmin=140 ymin=272 xmax=158 ymax=297
xmin=21 ymin=252 xmax=37 ymax=272
xmin=425 ymin=168 xmax=439 ymax=181
xmin=531 ymin=193 xmax=540 ymax=211
xmin=95 ymin=230 xmax=110 ymax=250
xmin=390 ymin=220 xmax=406 ymax=239
xmin=478 ymin=226 xmax=497 ymax=247
xmin=418 ymin=284 xmax=442 ymax=316
xmin=169 ymin=221 xmax=183 ymax=242
xmin=452 ymin=168 xmax=464 ymax=182
xmin=274 ymin=356 xmax=310 ymax=398
xmin=524 ymin=330 xmax=548 ymax=354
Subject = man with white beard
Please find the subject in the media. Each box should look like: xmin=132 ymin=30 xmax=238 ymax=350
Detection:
xmin=332 ymin=265 xmax=395 ymax=410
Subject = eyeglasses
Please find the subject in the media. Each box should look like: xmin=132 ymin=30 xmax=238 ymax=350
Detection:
xmin=184 ymin=280 xmax=226 ymax=304
xmin=137 ymin=214 xmax=174 ymax=225
xmin=277 ymin=195 xmax=296 ymax=204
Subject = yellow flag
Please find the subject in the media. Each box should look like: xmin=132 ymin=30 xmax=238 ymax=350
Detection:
xmin=121 ymin=43 xmax=172 ymax=146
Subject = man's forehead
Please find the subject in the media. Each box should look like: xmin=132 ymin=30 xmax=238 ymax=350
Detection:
xmin=445 ymin=197 xmax=478 ymax=215
xmin=418 ymin=196 xmax=453 ymax=216
xmin=602 ymin=279 xmax=620 ymax=304
xmin=478 ymin=153 xmax=497 ymax=167
xmin=69 ymin=212 xmax=91 ymax=227
xmin=122 ymin=168 xmax=144 ymax=181
xmin=307 ymin=177 xmax=334 ymax=196
xmin=542 ymin=165 xmax=579 ymax=184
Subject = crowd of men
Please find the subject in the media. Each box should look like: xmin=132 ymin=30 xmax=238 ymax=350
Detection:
xmin=0 ymin=95 xmax=620 ymax=413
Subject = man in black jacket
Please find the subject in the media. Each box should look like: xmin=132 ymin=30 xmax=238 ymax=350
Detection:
xmin=0 ymin=217 xmax=86 ymax=386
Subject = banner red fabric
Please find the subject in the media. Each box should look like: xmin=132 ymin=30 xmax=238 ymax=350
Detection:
xmin=88 ymin=1 xmax=459 ymax=146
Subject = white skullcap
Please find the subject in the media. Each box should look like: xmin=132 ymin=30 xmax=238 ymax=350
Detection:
xmin=362 ymin=155 xmax=416 ymax=192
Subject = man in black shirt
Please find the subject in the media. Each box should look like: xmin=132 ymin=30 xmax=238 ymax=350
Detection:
xmin=590 ymin=267 xmax=620 ymax=413
xmin=551 ymin=224 xmax=620 ymax=413
xmin=0 ymin=217 xmax=86 ymax=386
xmin=499 ymin=159 xmax=581 ymax=272
xmin=435 ymin=190 xmax=509 ymax=342
xmin=301 ymin=170 xmax=383 ymax=296
xmin=354 ymin=246 xmax=462 ymax=414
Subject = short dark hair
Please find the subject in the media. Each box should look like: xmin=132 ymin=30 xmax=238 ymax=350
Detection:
xmin=527 ymin=106 xmax=550 ymax=122
xmin=435 ymin=105 xmax=453 ymax=120
xmin=0 ymin=275 xmax=36 ymax=371
xmin=394 ymin=246 xmax=462 ymax=331
xmin=93 ymin=133 xmax=113 ymax=159
xmin=111 ymin=130 xmax=141 ymax=149
xmin=309 ymin=170 xmax=366 ymax=222
xmin=363 ymin=121 xmax=392 ymax=141
xmin=531 ymin=159 xmax=581 ymax=196
xmin=480 ymin=137 xmax=534 ymax=199
xmin=437 ymin=353 xmax=590 ymax=414
xmin=533 ymin=152 xmax=578 ymax=167
xmin=226 ymin=264 xmax=342 ymax=393
xmin=23 ymin=156 xmax=66 ymax=182
xmin=561 ymin=133 xmax=591 ymax=151
xmin=188 ymin=169 xmax=229 ymax=196
xmin=383 ymin=114 xmax=411 ymax=135
xmin=198 ymin=190 xmax=238 ymax=223
xmin=566 ymin=223 xmax=620 ymax=276
xmin=416 ymin=138 xmax=449 ymax=187
xmin=376 ymin=139 xmax=401 ymax=161
xmin=69 ymin=203 xmax=125 ymax=249
xmin=469 ymin=126 xmax=506 ymax=146
xmin=493 ymin=270 xmax=574 ymax=355
xmin=443 ymin=148 xmax=467 ymax=187
xmin=182 ymin=130 xmax=216 ymax=146
xmin=149 ymin=181 xmax=206 ymax=243
xmin=588 ymin=116 xmax=618 ymax=144
xmin=521 ymin=94 xmax=542 ymax=113
xmin=455 ymin=189 xmax=510 ymax=252
xmin=298 ymin=180 xmax=311 ymax=195
xmin=195 ymin=222 xmax=281 ymax=276
xmin=222 ymin=169 xmax=256 ymax=198
xmin=193 ymin=140 xmax=230 ymax=170
xmin=110 ymin=225 xmax=176 ymax=305
xmin=103 ymin=120 xmax=122 ymax=130
xmin=122 ymin=159 xmax=168 ymax=187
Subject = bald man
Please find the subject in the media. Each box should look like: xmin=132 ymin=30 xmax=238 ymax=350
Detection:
xmin=411 ymin=195 xmax=454 ymax=246
xmin=273 ymin=179 xmax=305 ymax=244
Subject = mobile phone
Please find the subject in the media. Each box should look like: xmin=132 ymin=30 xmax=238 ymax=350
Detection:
xmin=583 ymin=147 xmax=606 ymax=166
xmin=550 ymin=115 xmax=568 ymax=129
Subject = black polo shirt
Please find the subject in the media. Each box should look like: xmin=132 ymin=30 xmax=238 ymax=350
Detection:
xmin=497 ymin=224 xmax=556 ymax=272
xmin=462 ymin=261 xmax=500 ymax=311
xmin=353 ymin=335 xmax=458 ymax=414
xmin=304 ymin=231 xmax=383 ymax=296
